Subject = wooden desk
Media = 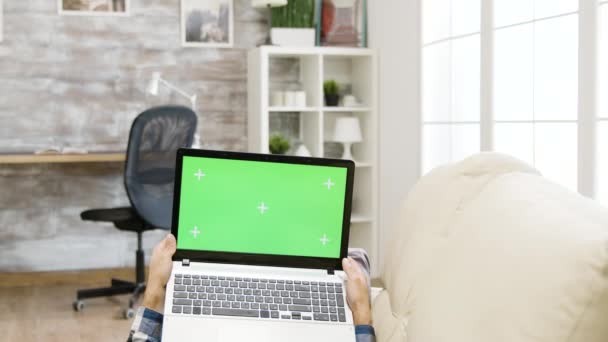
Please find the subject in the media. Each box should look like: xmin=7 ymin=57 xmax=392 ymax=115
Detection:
xmin=0 ymin=152 xmax=125 ymax=164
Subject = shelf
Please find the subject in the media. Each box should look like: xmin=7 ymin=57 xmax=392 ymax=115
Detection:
xmin=0 ymin=152 xmax=125 ymax=164
xmin=323 ymin=107 xmax=371 ymax=112
xmin=269 ymin=107 xmax=371 ymax=113
xmin=269 ymin=107 xmax=319 ymax=112
xmin=249 ymin=46 xmax=377 ymax=274
xmin=260 ymin=46 xmax=375 ymax=57
xmin=355 ymin=162 xmax=372 ymax=168
xmin=320 ymin=159 xmax=371 ymax=168
xmin=351 ymin=214 xmax=373 ymax=223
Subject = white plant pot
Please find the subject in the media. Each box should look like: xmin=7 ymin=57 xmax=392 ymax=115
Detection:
xmin=271 ymin=28 xmax=316 ymax=47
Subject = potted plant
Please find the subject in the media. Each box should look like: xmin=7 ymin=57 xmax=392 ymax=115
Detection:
xmin=271 ymin=0 xmax=316 ymax=47
xmin=324 ymin=80 xmax=340 ymax=107
xmin=269 ymin=133 xmax=291 ymax=154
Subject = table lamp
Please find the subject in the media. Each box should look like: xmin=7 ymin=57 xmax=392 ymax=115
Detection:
xmin=147 ymin=72 xmax=202 ymax=147
xmin=147 ymin=72 xmax=197 ymax=110
xmin=333 ymin=117 xmax=362 ymax=161
xmin=252 ymin=0 xmax=288 ymax=45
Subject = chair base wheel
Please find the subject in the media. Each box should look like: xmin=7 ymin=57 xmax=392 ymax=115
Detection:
xmin=124 ymin=308 xmax=136 ymax=319
xmin=73 ymin=300 xmax=85 ymax=312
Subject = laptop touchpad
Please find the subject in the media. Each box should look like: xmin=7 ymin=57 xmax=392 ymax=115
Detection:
xmin=218 ymin=319 xmax=354 ymax=342
xmin=163 ymin=315 xmax=354 ymax=342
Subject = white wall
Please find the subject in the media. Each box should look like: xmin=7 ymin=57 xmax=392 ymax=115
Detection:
xmin=368 ymin=0 xmax=422 ymax=275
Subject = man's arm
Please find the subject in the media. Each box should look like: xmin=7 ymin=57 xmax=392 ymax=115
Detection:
xmin=128 ymin=234 xmax=176 ymax=342
xmin=127 ymin=307 xmax=164 ymax=342
xmin=343 ymin=257 xmax=376 ymax=342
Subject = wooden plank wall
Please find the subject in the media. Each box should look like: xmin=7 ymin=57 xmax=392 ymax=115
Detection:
xmin=0 ymin=0 xmax=299 ymax=271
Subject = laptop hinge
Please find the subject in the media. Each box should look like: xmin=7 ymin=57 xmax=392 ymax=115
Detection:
xmin=182 ymin=259 xmax=190 ymax=267
xmin=327 ymin=268 xmax=335 ymax=275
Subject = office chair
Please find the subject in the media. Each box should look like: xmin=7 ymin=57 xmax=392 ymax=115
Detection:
xmin=73 ymin=105 xmax=198 ymax=319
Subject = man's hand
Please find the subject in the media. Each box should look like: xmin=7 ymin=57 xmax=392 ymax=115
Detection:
xmin=142 ymin=234 xmax=177 ymax=312
xmin=342 ymin=257 xmax=372 ymax=325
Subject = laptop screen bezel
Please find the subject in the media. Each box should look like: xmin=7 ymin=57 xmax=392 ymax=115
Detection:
xmin=171 ymin=148 xmax=355 ymax=271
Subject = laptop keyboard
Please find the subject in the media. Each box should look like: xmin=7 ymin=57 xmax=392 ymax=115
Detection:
xmin=171 ymin=273 xmax=347 ymax=323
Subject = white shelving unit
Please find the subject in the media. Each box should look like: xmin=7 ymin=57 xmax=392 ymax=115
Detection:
xmin=247 ymin=46 xmax=379 ymax=271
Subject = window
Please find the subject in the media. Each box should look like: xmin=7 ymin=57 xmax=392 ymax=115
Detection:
xmin=597 ymin=1 xmax=608 ymax=203
xmin=421 ymin=0 xmax=481 ymax=174
xmin=421 ymin=0 xmax=603 ymax=197
xmin=493 ymin=0 xmax=579 ymax=191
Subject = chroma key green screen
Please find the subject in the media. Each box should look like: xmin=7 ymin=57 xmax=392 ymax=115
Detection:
xmin=176 ymin=156 xmax=348 ymax=258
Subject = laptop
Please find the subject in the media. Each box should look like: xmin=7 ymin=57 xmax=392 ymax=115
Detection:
xmin=162 ymin=148 xmax=356 ymax=342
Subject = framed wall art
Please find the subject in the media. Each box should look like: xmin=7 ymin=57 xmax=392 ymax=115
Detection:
xmin=59 ymin=0 xmax=130 ymax=16
xmin=182 ymin=0 xmax=234 ymax=48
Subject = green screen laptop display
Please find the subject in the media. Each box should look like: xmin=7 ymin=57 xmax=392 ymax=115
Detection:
xmin=176 ymin=156 xmax=348 ymax=259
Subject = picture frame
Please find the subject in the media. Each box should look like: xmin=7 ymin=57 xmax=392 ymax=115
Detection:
xmin=181 ymin=0 xmax=234 ymax=48
xmin=320 ymin=0 xmax=367 ymax=47
xmin=58 ymin=0 xmax=130 ymax=17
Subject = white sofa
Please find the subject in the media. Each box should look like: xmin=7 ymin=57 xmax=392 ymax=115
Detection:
xmin=373 ymin=153 xmax=608 ymax=342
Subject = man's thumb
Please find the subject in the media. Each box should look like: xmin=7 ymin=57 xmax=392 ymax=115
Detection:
xmin=342 ymin=258 xmax=352 ymax=273
xmin=165 ymin=234 xmax=177 ymax=250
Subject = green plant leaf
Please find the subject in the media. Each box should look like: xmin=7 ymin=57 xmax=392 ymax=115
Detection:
xmin=269 ymin=134 xmax=291 ymax=154
xmin=270 ymin=0 xmax=315 ymax=28
xmin=324 ymin=80 xmax=339 ymax=95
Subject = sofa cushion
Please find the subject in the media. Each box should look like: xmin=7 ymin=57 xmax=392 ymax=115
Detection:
xmin=382 ymin=153 xmax=538 ymax=316
xmin=372 ymin=290 xmax=407 ymax=342
xmin=407 ymin=171 xmax=608 ymax=341
xmin=380 ymin=153 xmax=608 ymax=341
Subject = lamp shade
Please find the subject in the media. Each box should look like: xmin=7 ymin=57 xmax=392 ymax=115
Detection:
xmin=146 ymin=72 xmax=161 ymax=96
xmin=251 ymin=0 xmax=288 ymax=8
xmin=333 ymin=117 xmax=362 ymax=143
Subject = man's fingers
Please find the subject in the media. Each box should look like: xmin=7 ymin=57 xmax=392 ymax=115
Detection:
xmin=166 ymin=234 xmax=177 ymax=252
xmin=347 ymin=257 xmax=363 ymax=278
xmin=166 ymin=233 xmax=176 ymax=242
xmin=344 ymin=257 xmax=364 ymax=283
xmin=158 ymin=234 xmax=177 ymax=255
xmin=342 ymin=258 xmax=354 ymax=276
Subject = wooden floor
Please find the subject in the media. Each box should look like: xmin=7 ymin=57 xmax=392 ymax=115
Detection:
xmin=0 ymin=268 xmax=140 ymax=341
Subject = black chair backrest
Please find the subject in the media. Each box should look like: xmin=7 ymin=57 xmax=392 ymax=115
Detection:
xmin=124 ymin=106 xmax=198 ymax=229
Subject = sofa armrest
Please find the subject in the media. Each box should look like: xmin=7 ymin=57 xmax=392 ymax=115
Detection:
xmin=371 ymin=287 xmax=384 ymax=303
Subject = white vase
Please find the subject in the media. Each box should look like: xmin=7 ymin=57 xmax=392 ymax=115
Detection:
xmin=270 ymin=92 xmax=284 ymax=107
xmin=284 ymin=91 xmax=297 ymax=107
xmin=271 ymin=28 xmax=316 ymax=47
xmin=294 ymin=91 xmax=307 ymax=107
